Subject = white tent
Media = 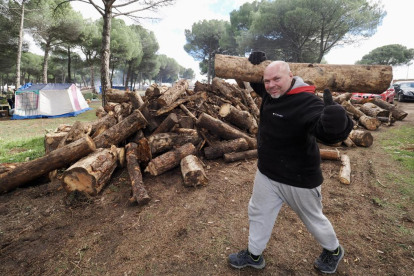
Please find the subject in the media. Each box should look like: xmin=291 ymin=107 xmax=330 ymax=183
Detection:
xmin=12 ymin=83 xmax=90 ymax=120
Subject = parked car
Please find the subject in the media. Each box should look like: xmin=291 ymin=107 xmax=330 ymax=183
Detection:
xmin=351 ymin=86 xmax=395 ymax=104
xmin=393 ymin=81 xmax=414 ymax=102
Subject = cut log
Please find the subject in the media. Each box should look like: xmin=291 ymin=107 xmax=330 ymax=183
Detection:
xmin=219 ymin=103 xmax=258 ymax=134
xmin=145 ymin=84 xmax=168 ymax=99
xmin=104 ymin=102 xmax=120 ymax=113
xmin=126 ymin=90 xmax=159 ymax=132
xmin=44 ymin=132 xmax=68 ymax=154
xmin=58 ymin=121 xmax=92 ymax=148
xmin=90 ymin=113 xmax=117 ymax=137
xmin=319 ymin=149 xmax=340 ymax=160
xmin=125 ymin=142 xmax=151 ymax=205
xmin=349 ymin=129 xmax=373 ymax=147
xmin=371 ymin=98 xmax=408 ymax=120
xmin=0 ymin=163 xmax=19 ymax=175
xmin=62 ymin=146 xmax=118 ymax=196
xmin=179 ymin=104 xmax=197 ymax=121
xmin=214 ymin=54 xmax=393 ymax=93
xmin=96 ymin=106 xmax=107 ymax=118
xmin=136 ymin=137 xmax=152 ymax=167
xmin=333 ymin=93 xmax=352 ymax=104
xmin=145 ymin=143 xmax=196 ymax=176
xmin=93 ymin=109 xmax=148 ymax=148
xmin=0 ymin=136 xmax=96 ymax=194
xmin=126 ymin=130 xmax=145 ymax=144
xmin=180 ymin=155 xmax=208 ymax=187
xmin=148 ymin=130 xmax=201 ymax=155
xmin=341 ymin=101 xmax=380 ymax=130
xmin=339 ymin=154 xmax=351 ymax=185
xmin=212 ymin=78 xmax=249 ymax=111
xmin=204 ymin=138 xmax=249 ymax=160
xmin=157 ymin=79 xmax=189 ymax=106
xmin=156 ymin=91 xmax=208 ymax=116
xmin=223 ymin=149 xmax=258 ymax=163
xmin=377 ymin=116 xmax=396 ymax=125
xmin=194 ymin=81 xmax=212 ymax=93
xmin=106 ymin=89 xmax=130 ymax=103
xmin=152 ymin=113 xmax=179 ymax=135
xmin=56 ymin=124 xmax=72 ymax=132
xmin=360 ymin=102 xmax=390 ymax=118
xmin=196 ymin=113 xmax=257 ymax=149
xmin=240 ymin=86 xmax=260 ymax=120
xmin=342 ymin=137 xmax=357 ymax=147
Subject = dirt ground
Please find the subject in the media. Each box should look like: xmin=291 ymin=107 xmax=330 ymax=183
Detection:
xmin=1 ymin=102 xmax=414 ymax=276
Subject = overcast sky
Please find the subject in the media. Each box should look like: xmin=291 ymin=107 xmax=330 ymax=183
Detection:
xmin=30 ymin=0 xmax=414 ymax=81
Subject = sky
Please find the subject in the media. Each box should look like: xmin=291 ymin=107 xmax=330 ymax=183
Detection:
xmin=29 ymin=0 xmax=414 ymax=82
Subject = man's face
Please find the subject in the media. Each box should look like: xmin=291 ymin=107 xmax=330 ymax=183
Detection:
xmin=263 ymin=63 xmax=293 ymax=98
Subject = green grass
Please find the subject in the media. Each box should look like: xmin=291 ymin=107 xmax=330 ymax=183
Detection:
xmin=0 ymin=100 xmax=102 ymax=163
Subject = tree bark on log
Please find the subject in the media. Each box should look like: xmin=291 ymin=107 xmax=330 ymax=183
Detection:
xmin=339 ymin=154 xmax=351 ymax=185
xmin=44 ymin=132 xmax=68 ymax=154
xmin=62 ymin=146 xmax=118 ymax=196
xmin=126 ymin=90 xmax=159 ymax=132
xmin=319 ymin=149 xmax=340 ymax=160
xmin=90 ymin=114 xmax=117 ymax=137
xmin=341 ymin=101 xmax=380 ymax=130
xmin=136 ymin=137 xmax=152 ymax=167
xmin=152 ymin=113 xmax=179 ymax=135
xmin=145 ymin=143 xmax=196 ymax=176
xmin=148 ymin=130 xmax=201 ymax=155
xmin=145 ymin=85 xmax=168 ymax=99
xmin=371 ymin=98 xmax=408 ymax=120
xmin=196 ymin=113 xmax=257 ymax=149
xmin=93 ymin=109 xmax=148 ymax=148
xmin=96 ymin=106 xmax=107 ymax=118
xmin=240 ymin=86 xmax=260 ymax=121
xmin=360 ymin=102 xmax=390 ymax=118
xmin=156 ymin=92 xmax=207 ymax=116
xmin=126 ymin=130 xmax=145 ymax=144
xmin=0 ymin=136 xmax=96 ymax=194
xmin=157 ymin=79 xmax=189 ymax=106
xmin=105 ymin=89 xmax=130 ymax=103
xmin=219 ymin=103 xmax=258 ymax=134
xmin=125 ymin=142 xmax=151 ymax=204
xmin=212 ymin=78 xmax=249 ymax=111
xmin=204 ymin=138 xmax=249 ymax=160
xmin=214 ymin=54 xmax=393 ymax=93
xmin=58 ymin=121 xmax=92 ymax=148
xmin=180 ymin=155 xmax=208 ymax=187
xmin=223 ymin=149 xmax=258 ymax=162
xmin=194 ymin=81 xmax=212 ymax=93
xmin=349 ymin=129 xmax=373 ymax=147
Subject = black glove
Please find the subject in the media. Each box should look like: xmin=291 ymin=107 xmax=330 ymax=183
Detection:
xmin=248 ymin=51 xmax=267 ymax=65
xmin=321 ymin=88 xmax=348 ymax=134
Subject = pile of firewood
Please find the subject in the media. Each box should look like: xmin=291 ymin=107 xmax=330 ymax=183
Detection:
xmin=0 ymin=76 xmax=408 ymax=201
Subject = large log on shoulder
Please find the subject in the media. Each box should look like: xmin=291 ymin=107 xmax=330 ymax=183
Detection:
xmin=93 ymin=109 xmax=148 ymax=148
xmin=0 ymin=136 xmax=96 ymax=194
xmin=125 ymin=143 xmax=150 ymax=204
xmin=62 ymin=146 xmax=118 ymax=196
xmin=157 ymin=79 xmax=189 ymax=106
xmin=145 ymin=143 xmax=196 ymax=176
xmin=180 ymin=155 xmax=208 ymax=187
xmin=214 ymin=54 xmax=392 ymax=93
xmin=371 ymin=98 xmax=408 ymax=120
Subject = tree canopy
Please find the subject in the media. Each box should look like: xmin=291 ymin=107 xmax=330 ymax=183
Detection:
xmin=356 ymin=44 xmax=414 ymax=66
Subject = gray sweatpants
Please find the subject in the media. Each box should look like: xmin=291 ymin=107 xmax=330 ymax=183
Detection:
xmin=248 ymin=169 xmax=339 ymax=256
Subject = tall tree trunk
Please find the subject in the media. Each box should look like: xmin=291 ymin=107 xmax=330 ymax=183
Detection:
xmin=42 ymin=40 xmax=51 ymax=83
xmin=125 ymin=61 xmax=131 ymax=90
xmin=207 ymin=52 xmax=211 ymax=84
xmin=90 ymin=61 xmax=96 ymax=93
xmin=15 ymin=2 xmax=25 ymax=89
xmin=67 ymin=45 xmax=72 ymax=83
xmin=100 ymin=7 xmax=112 ymax=106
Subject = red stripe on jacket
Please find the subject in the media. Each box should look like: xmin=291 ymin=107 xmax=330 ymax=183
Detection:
xmin=286 ymin=85 xmax=316 ymax=95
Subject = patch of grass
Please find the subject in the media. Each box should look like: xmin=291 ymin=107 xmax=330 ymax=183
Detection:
xmin=0 ymin=136 xmax=44 ymax=163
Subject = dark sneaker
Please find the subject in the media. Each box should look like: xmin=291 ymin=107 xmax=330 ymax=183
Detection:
xmin=314 ymin=245 xmax=345 ymax=274
xmin=228 ymin=249 xmax=265 ymax=269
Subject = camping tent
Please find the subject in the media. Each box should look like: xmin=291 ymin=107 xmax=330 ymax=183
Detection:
xmin=12 ymin=83 xmax=91 ymax=120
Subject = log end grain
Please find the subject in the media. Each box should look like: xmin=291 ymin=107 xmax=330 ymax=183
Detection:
xmin=62 ymin=168 xmax=97 ymax=195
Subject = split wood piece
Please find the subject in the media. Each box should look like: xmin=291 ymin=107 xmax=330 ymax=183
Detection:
xmin=90 ymin=113 xmax=117 ymax=137
xmin=196 ymin=113 xmax=257 ymax=149
xmin=96 ymin=106 xmax=107 ymax=118
xmin=157 ymin=79 xmax=189 ymax=106
xmin=223 ymin=149 xmax=258 ymax=163
xmin=212 ymin=78 xmax=249 ymax=111
xmin=136 ymin=137 xmax=152 ymax=167
xmin=62 ymin=146 xmax=118 ymax=196
xmin=145 ymin=143 xmax=196 ymax=176
xmin=125 ymin=142 xmax=151 ymax=205
xmin=180 ymin=104 xmax=197 ymax=121
xmin=126 ymin=90 xmax=159 ymax=132
xmin=240 ymin=86 xmax=260 ymax=121
xmin=0 ymin=136 xmax=96 ymax=194
xmin=148 ymin=130 xmax=201 ymax=155
xmin=126 ymin=130 xmax=145 ymax=144
xmin=360 ymin=102 xmax=390 ymax=118
xmin=93 ymin=109 xmax=148 ymax=148
xmin=179 ymin=116 xmax=194 ymax=129
xmin=219 ymin=103 xmax=258 ymax=135
xmin=156 ymin=91 xmax=208 ymax=116
xmin=343 ymin=137 xmax=357 ymax=147
xmin=204 ymin=138 xmax=249 ymax=160
xmin=341 ymin=101 xmax=380 ymax=131
xmin=214 ymin=54 xmax=393 ymax=93
xmin=333 ymin=93 xmax=352 ymax=104
xmin=194 ymin=81 xmax=213 ymax=93
xmin=349 ymin=129 xmax=373 ymax=147
xmin=152 ymin=113 xmax=179 ymax=135
xmin=180 ymin=155 xmax=208 ymax=187
xmin=339 ymin=154 xmax=351 ymax=185
xmin=57 ymin=121 xmax=92 ymax=148
xmin=117 ymin=147 xmax=126 ymax=168
xmin=104 ymin=102 xmax=119 ymax=113
xmin=371 ymin=98 xmax=408 ymax=120
xmin=105 ymin=89 xmax=130 ymax=103
xmin=44 ymin=132 xmax=68 ymax=154
xmin=319 ymin=148 xmax=340 ymax=160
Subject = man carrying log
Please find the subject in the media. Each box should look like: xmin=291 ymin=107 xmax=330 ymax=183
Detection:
xmin=228 ymin=52 xmax=354 ymax=274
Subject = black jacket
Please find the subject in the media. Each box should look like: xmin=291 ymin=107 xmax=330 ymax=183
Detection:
xmin=251 ymin=77 xmax=353 ymax=188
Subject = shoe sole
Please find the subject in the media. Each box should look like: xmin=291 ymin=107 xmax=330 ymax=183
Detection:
xmin=315 ymin=246 xmax=345 ymax=274
xmin=230 ymin=259 xmax=266 ymax=269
